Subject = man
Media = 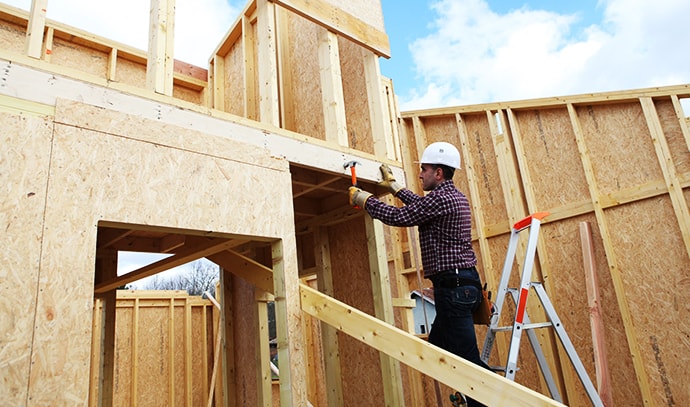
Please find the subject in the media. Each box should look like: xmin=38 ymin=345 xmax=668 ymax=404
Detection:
xmin=348 ymin=141 xmax=490 ymax=407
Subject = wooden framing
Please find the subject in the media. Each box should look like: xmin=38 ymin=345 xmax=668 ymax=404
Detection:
xmin=1 ymin=0 xmax=689 ymax=406
xmin=399 ymin=86 xmax=690 ymax=406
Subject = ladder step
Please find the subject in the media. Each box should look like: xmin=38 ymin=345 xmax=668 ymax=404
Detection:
xmin=490 ymin=321 xmax=552 ymax=333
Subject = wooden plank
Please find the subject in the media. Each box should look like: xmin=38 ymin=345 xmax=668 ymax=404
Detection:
xmin=276 ymin=7 xmax=295 ymax=131
xmin=131 ymin=297 xmax=140 ymax=406
xmin=146 ymin=0 xmax=175 ymax=95
xmin=364 ymin=50 xmax=392 ymax=158
xmin=579 ymin=222 xmax=613 ymax=406
xmin=242 ymin=14 xmax=258 ymax=120
xmin=400 ymin=84 xmax=690 ymax=119
xmin=207 ymin=249 xmax=274 ymax=294
xmin=256 ymin=295 xmax=272 ymax=407
xmin=313 ymin=226 xmax=344 ymax=405
xmin=220 ymin=270 xmax=236 ymax=407
xmin=300 ymin=284 xmax=564 ymax=407
xmin=365 ymin=216 xmax=404 ymax=406
xmin=272 ymin=0 xmax=390 ymax=57
xmin=318 ymin=28 xmax=348 ymax=147
xmin=25 ymin=0 xmax=47 ymax=58
xmin=256 ymin=0 xmax=280 ymax=126
xmin=168 ymin=298 xmax=175 ymax=406
xmin=185 ymin=297 xmax=193 ymax=406
xmin=94 ymin=238 xmax=239 ymax=293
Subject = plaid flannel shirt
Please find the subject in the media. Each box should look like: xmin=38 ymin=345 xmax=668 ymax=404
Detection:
xmin=365 ymin=180 xmax=476 ymax=278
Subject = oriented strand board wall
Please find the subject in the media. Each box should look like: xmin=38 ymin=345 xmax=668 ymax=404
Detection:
xmin=0 ymin=109 xmax=54 ymax=407
xmin=328 ymin=217 xmax=385 ymax=406
xmin=399 ymin=86 xmax=690 ymax=407
xmin=1 ymin=94 xmax=297 ymax=405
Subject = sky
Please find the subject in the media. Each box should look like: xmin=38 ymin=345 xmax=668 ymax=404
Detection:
xmin=4 ymin=0 xmax=688 ymax=277
xmin=4 ymin=0 xmax=689 ymax=112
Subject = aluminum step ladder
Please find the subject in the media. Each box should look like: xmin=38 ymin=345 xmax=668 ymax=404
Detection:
xmin=480 ymin=212 xmax=604 ymax=407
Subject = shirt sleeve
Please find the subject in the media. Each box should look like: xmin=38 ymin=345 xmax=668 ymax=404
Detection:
xmin=364 ymin=190 xmax=444 ymax=227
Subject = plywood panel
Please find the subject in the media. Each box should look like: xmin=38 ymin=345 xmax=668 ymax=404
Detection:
xmin=115 ymin=56 xmax=147 ymax=88
xmin=0 ymin=17 xmax=25 ymax=54
xmin=575 ymin=103 xmax=663 ymax=195
xmin=339 ymin=36 xmax=374 ymax=154
xmin=328 ymin=217 xmax=384 ymax=406
xmin=24 ymin=99 xmax=296 ymax=404
xmin=224 ymin=41 xmax=246 ymax=117
xmin=605 ymin=197 xmax=690 ymax=407
xmin=51 ymin=37 xmax=109 ymax=78
xmin=460 ymin=113 xmax=508 ymax=228
xmin=0 ymin=112 xmax=53 ymax=406
xmin=655 ymin=98 xmax=690 ymax=174
xmin=513 ymin=108 xmax=590 ymax=210
xmin=283 ymin=12 xmax=324 ymax=140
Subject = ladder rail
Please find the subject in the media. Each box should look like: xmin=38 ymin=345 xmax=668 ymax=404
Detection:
xmin=481 ymin=212 xmax=605 ymax=407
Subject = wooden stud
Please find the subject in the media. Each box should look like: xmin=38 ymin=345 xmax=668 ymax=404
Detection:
xmin=256 ymin=293 xmax=272 ymax=407
xmin=25 ymin=0 xmax=47 ymax=58
xmin=185 ymin=297 xmax=193 ymax=406
xmin=364 ymin=50 xmax=392 ymax=158
xmin=220 ymin=270 xmax=236 ymax=407
xmin=313 ymin=226 xmax=344 ymax=406
xmin=318 ymin=28 xmax=348 ymax=147
xmin=146 ymin=0 xmax=175 ymax=95
xmin=365 ymin=216 xmax=404 ymax=406
xmin=242 ymin=13 xmax=258 ymax=120
xmin=131 ymin=296 xmax=140 ymax=405
xmin=256 ymin=0 xmax=280 ymax=126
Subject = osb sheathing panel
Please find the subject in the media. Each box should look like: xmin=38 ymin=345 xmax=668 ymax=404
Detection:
xmin=606 ymin=197 xmax=689 ymax=406
xmin=0 ymin=112 xmax=53 ymax=406
xmin=656 ymin=98 xmax=690 ymax=173
xmin=0 ymin=17 xmax=24 ymax=54
xmin=24 ymin=99 xmax=296 ymax=404
xmin=224 ymin=41 xmax=246 ymax=117
xmin=339 ymin=36 xmax=374 ymax=154
xmin=51 ymin=37 xmax=109 ymax=78
xmin=513 ymin=108 xmax=591 ymax=210
xmin=115 ymin=57 xmax=147 ymax=88
xmin=284 ymin=12 xmax=325 ymax=140
xmin=576 ymin=102 xmax=663 ymax=195
xmin=460 ymin=113 xmax=508 ymax=227
xmin=328 ymin=217 xmax=384 ymax=406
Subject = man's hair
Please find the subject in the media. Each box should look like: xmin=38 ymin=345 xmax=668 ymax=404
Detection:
xmin=431 ymin=164 xmax=455 ymax=180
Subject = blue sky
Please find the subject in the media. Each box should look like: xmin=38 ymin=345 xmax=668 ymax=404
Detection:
xmin=380 ymin=0 xmax=690 ymax=110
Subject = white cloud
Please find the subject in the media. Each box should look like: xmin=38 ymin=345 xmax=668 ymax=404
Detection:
xmin=4 ymin=0 xmax=239 ymax=67
xmin=400 ymin=0 xmax=690 ymax=110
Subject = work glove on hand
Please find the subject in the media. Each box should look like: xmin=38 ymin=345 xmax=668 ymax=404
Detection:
xmin=349 ymin=186 xmax=372 ymax=209
xmin=378 ymin=164 xmax=404 ymax=196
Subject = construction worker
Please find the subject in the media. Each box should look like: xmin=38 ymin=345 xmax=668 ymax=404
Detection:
xmin=348 ymin=141 xmax=491 ymax=407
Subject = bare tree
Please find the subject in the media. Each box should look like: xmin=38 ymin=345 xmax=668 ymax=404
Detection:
xmin=135 ymin=259 xmax=219 ymax=297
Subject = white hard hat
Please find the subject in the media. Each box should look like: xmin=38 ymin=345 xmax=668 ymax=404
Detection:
xmin=420 ymin=142 xmax=461 ymax=169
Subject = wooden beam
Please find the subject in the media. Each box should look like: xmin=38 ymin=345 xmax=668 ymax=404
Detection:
xmin=25 ymin=0 xmax=47 ymax=58
xmin=318 ymin=28 xmax=348 ymax=147
xmin=313 ymin=226 xmax=344 ymax=405
xmin=364 ymin=50 xmax=393 ymax=159
xmin=256 ymin=293 xmax=272 ymax=407
xmin=256 ymin=0 xmax=280 ymax=126
xmin=300 ymin=284 xmax=565 ymax=407
xmin=272 ymin=0 xmax=391 ymax=57
xmin=365 ymin=216 xmax=404 ymax=405
xmin=220 ymin=270 xmax=236 ymax=407
xmin=207 ymin=249 xmax=274 ymax=294
xmin=146 ymin=0 xmax=175 ymax=95
xmin=94 ymin=238 xmax=238 ymax=293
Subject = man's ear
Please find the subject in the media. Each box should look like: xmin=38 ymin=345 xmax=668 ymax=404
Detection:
xmin=434 ymin=167 xmax=444 ymax=180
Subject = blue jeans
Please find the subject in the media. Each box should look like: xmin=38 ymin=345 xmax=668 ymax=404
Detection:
xmin=429 ymin=270 xmax=491 ymax=407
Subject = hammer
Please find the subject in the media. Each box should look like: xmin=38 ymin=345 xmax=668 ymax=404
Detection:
xmin=343 ymin=160 xmax=361 ymax=187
